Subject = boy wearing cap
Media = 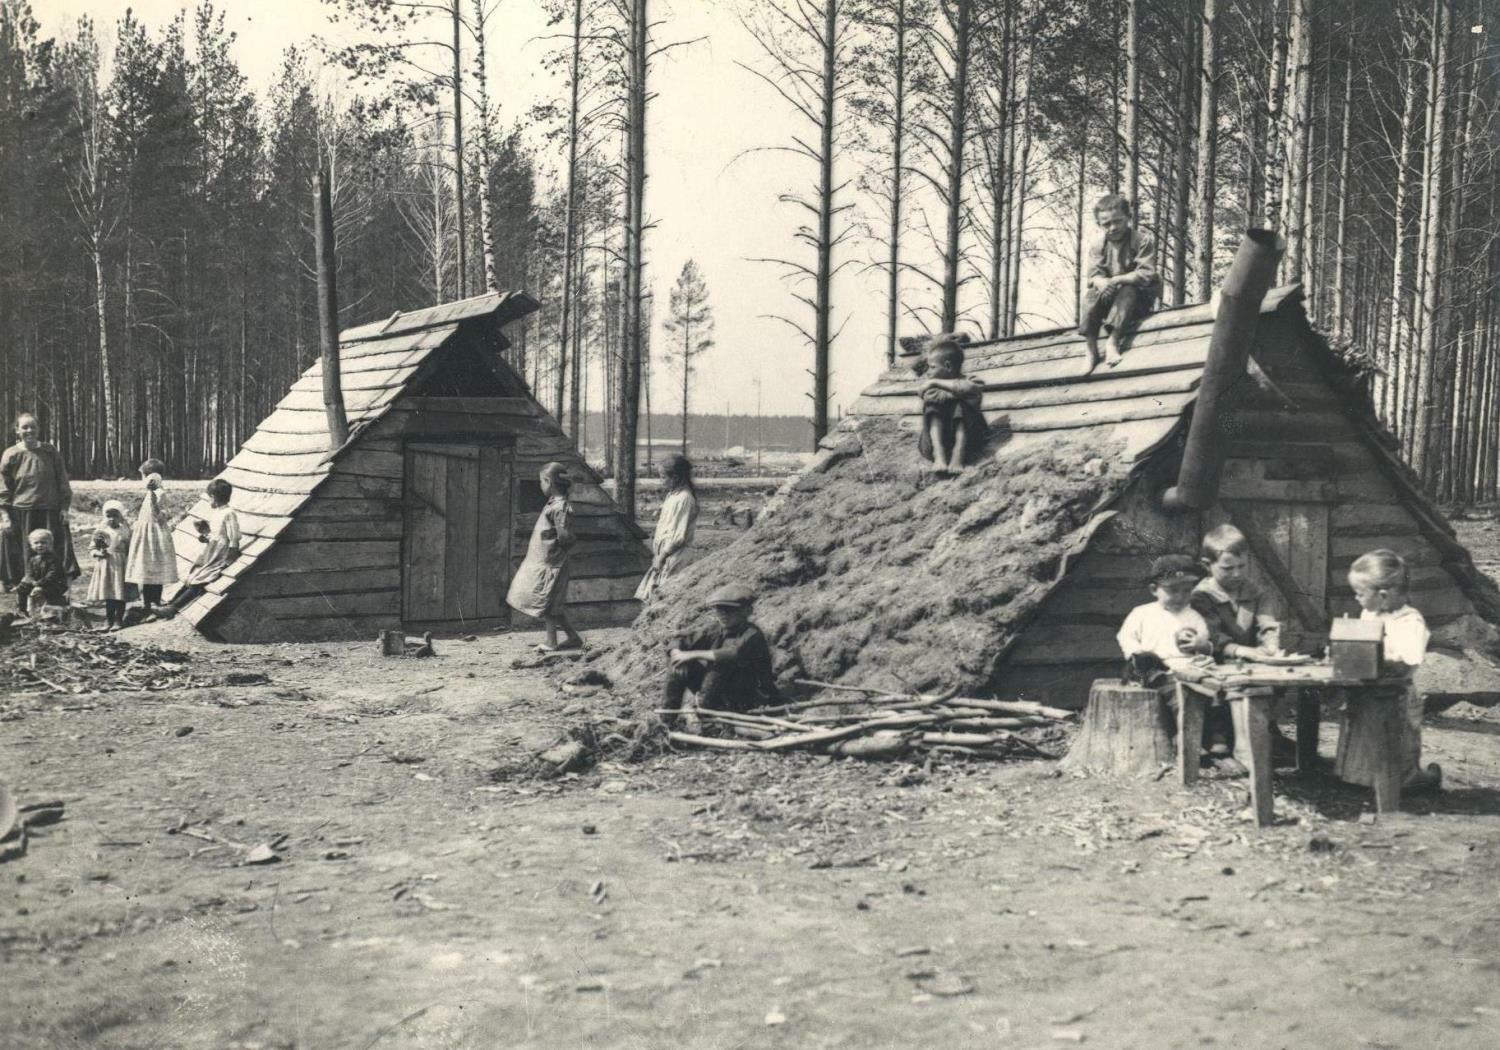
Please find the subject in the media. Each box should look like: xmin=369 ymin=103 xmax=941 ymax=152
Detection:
xmin=1117 ymin=555 xmax=1213 ymax=672
xmin=663 ymin=584 xmax=782 ymax=722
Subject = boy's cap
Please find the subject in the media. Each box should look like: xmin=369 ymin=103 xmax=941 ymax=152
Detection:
xmin=1148 ymin=554 xmax=1204 ymax=585
xmin=705 ymin=584 xmax=756 ymax=609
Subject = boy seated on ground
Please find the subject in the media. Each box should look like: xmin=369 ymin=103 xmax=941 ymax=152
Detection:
xmin=16 ymin=527 xmax=68 ymax=619
xmin=917 ymin=334 xmax=987 ymax=476
xmin=1117 ymin=555 xmax=1213 ymax=680
xmin=663 ymin=584 xmax=783 ymax=725
xmin=1191 ymin=524 xmax=1285 ymax=761
xmin=1080 ymin=194 xmax=1161 ymax=370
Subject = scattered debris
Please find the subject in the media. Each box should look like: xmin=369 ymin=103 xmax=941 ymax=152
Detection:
xmin=0 ymin=624 xmax=195 ymax=705
xmin=244 ymin=844 xmax=281 ymax=865
xmin=225 ymin=672 xmax=271 ymax=686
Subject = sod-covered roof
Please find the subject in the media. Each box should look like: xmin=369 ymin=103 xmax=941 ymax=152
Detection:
xmin=172 ymin=291 xmax=539 ymax=628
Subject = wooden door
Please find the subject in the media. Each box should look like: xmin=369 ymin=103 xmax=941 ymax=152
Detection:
xmin=1207 ymin=500 xmax=1330 ymax=648
xmin=403 ymin=442 xmax=513 ymax=629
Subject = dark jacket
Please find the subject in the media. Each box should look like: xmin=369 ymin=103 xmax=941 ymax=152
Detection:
xmin=671 ymin=621 xmax=781 ymax=707
xmin=24 ymin=550 xmax=68 ymax=604
xmin=1190 ymin=577 xmax=1280 ymax=659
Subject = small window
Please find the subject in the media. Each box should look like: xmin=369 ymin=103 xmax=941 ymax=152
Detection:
xmin=517 ymin=478 xmax=547 ymax=514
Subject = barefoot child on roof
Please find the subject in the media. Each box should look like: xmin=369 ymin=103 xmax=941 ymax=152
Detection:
xmin=917 ymin=334 xmax=987 ymax=476
xmin=1335 ymin=550 xmax=1441 ymax=793
xmin=1117 ymin=555 xmax=1213 ymax=679
xmin=662 ymin=584 xmax=783 ymax=725
xmin=1080 ymin=194 xmax=1161 ymax=371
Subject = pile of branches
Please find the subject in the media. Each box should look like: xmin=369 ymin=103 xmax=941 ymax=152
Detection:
xmin=665 ymin=680 xmax=1076 ymax=761
xmin=2 ymin=624 xmax=197 ymax=698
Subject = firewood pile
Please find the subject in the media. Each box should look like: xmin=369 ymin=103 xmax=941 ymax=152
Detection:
xmin=666 ymin=680 xmax=1076 ymax=761
xmin=1 ymin=624 xmax=197 ymax=699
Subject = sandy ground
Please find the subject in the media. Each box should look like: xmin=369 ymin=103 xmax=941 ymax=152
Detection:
xmin=0 ymin=523 xmax=1498 ymax=1048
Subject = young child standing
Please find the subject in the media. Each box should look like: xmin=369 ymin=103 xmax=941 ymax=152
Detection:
xmin=1079 ymin=194 xmax=1161 ymax=370
xmin=86 ymin=500 xmax=132 ymax=630
xmin=917 ymin=334 xmax=988 ymax=475
xmin=1336 ymin=550 xmax=1441 ymax=792
xmin=16 ymin=528 xmax=68 ymax=618
xmin=1117 ymin=555 xmax=1213 ymax=672
xmin=1191 ymin=524 xmax=1283 ymax=755
xmin=506 ymin=462 xmax=584 ymax=651
xmin=637 ymin=454 xmax=700 ymax=602
xmin=662 ymin=584 xmax=782 ymax=723
xmin=125 ymin=459 xmax=178 ymax=618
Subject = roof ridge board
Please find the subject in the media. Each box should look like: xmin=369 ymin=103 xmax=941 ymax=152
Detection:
xmin=866 ymin=352 xmax=1207 ymax=400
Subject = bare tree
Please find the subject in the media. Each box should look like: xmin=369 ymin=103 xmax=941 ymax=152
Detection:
xmin=740 ymin=0 xmax=858 ymax=446
xmin=59 ymin=20 xmax=118 ymax=473
xmin=1193 ymin=0 xmax=1219 ymax=300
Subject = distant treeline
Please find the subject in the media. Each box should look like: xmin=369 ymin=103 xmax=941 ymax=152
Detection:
xmin=575 ymin=413 xmax=816 ymax=455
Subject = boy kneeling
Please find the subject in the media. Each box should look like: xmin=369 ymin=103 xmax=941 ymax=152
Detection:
xmin=663 ymin=584 xmax=782 ymax=724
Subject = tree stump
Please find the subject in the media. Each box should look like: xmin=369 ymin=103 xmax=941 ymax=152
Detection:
xmin=1060 ymin=679 xmax=1177 ymax=775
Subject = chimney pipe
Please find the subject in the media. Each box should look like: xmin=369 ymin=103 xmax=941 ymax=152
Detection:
xmin=316 ymin=170 xmax=350 ymax=450
xmin=1162 ymin=229 xmax=1285 ymax=511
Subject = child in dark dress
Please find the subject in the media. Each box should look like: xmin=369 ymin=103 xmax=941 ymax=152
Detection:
xmin=16 ymin=528 xmax=68 ymax=617
xmin=662 ymin=584 xmax=782 ymax=723
xmin=917 ymin=335 xmax=987 ymax=475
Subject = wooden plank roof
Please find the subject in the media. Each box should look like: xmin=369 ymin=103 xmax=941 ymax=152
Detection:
xmin=171 ymin=290 xmax=540 ymax=629
xmin=851 ymin=284 xmax=1303 ymax=463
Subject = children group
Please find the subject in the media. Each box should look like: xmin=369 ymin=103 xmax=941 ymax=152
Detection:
xmin=0 ymin=412 xmax=242 ymax=628
xmin=1117 ymin=523 xmax=1441 ymax=793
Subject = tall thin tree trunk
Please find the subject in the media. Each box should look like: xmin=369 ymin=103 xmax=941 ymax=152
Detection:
xmin=1410 ymin=0 xmax=1451 ymax=482
xmin=1193 ymin=0 xmax=1219 ymax=301
xmin=1172 ymin=0 xmax=1196 ymax=304
xmin=939 ymin=0 xmax=973 ymax=334
xmin=451 ymin=0 xmax=467 ymax=298
xmin=1264 ymin=0 xmax=1287 ymax=232
xmin=884 ymin=0 xmax=908 ymax=366
xmin=1331 ymin=48 xmax=1353 ymax=341
xmin=1073 ymin=135 xmax=1087 ymax=325
xmin=1285 ymin=0 xmax=1312 ymax=282
xmin=812 ymin=0 xmax=837 ymax=443
xmin=1125 ymin=0 xmax=1139 ymax=207
xmin=614 ymin=0 xmax=648 ymax=518
xmin=555 ymin=0 xmax=584 ymax=424
xmin=1384 ymin=53 xmax=1419 ymax=427
xmin=472 ymin=0 xmax=498 ymax=292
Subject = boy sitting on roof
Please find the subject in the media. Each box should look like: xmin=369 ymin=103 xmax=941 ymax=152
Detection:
xmin=917 ymin=334 xmax=988 ymax=476
xmin=1080 ymin=194 xmax=1161 ymax=371
xmin=662 ymin=584 xmax=783 ymax=724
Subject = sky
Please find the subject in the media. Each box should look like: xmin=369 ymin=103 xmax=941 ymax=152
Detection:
xmin=33 ymin=0 xmax=1078 ymax=420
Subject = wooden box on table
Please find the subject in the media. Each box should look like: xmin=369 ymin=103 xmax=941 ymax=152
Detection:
xmin=1329 ymin=618 xmax=1383 ymax=680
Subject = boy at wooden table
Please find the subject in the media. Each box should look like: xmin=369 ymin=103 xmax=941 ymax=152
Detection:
xmin=1336 ymin=550 xmax=1442 ymax=793
xmin=1116 ymin=555 xmax=1213 ymax=675
xmin=1191 ymin=524 xmax=1285 ymax=761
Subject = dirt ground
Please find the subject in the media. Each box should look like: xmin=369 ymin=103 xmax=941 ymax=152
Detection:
xmin=1 ymin=521 xmax=1499 ymax=1048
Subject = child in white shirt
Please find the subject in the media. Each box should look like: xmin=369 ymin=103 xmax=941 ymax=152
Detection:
xmin=1117 ymin=554 xmax=1213 ymax=672
xmin=1335 ymin=549 xmax=1440 ymax=792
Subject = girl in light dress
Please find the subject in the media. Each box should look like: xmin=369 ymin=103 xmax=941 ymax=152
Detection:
xmin=636 ymin=453 xmax=699 ymax=602
xmin=125 ymin=458 xmax=178 ymax=619
xmin=86 ymin=500 xmax=132 ymax=630
xmin=169 ymin=478 xmax=241 ymax=610
xmin=507 ymin=462 xmax=584 ymax=651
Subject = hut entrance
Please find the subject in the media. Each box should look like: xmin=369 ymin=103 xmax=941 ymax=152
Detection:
xmin=402 ymin=441 xmax=514 ymax=630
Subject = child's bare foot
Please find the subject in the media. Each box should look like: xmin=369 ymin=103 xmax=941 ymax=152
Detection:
xmin=1105 ymin=333 xmax=1125 ymax=367
xmin=1082 ymin=336 xmax=1101 ymax=371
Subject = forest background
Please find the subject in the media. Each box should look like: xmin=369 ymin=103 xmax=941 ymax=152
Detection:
xmin=1 ymin=0 xmax=1496 ymax=520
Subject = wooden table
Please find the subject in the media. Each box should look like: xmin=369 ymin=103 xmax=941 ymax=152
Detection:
xmin=1174 ymin=662 xmax=1408 ymax=826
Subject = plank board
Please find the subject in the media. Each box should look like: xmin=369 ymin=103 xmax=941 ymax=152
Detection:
xmin=403 ymin=448 xmax=449 ymax=622
xmin=228 ymin=566 xmax=402 ymax=599
xmin=987 ymin=390 xmax=1195 ymax=432
xmin=854 ymin=366 xmax=1203 ymax=418
xmin=445 ymin=447 xmax=481 ymax=622
xmin=479 ymin=445 xmax=512 ymax=621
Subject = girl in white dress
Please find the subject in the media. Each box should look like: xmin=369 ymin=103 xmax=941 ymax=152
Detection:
xmin=86 ymin=500 xmax=132 ymax=630
xmin=636 ymin=454 xmax=699 ymax=601
xmin=125 ymin=458 xmax=178 ymax=618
